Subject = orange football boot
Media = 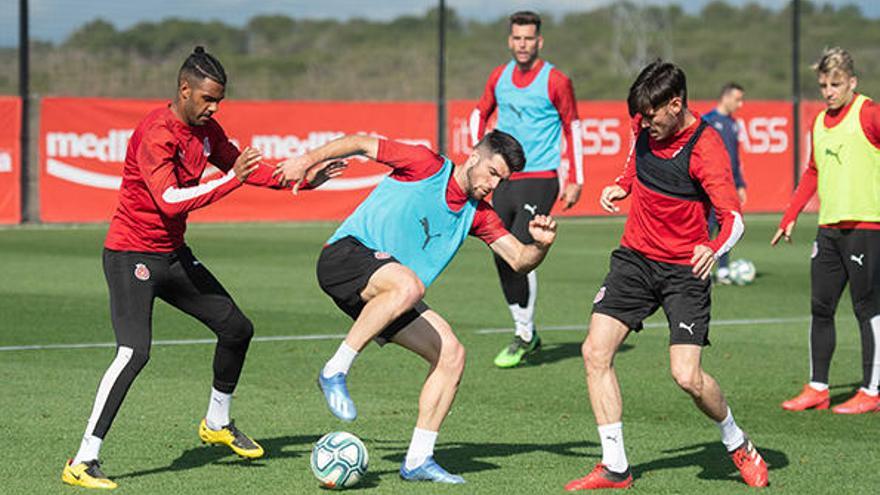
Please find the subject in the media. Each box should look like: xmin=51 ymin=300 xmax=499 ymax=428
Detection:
xmin=781 ymin=384 xmax=830 ymax=411
xmin=730 ymin=437 xmax=769 ymax=488
xmin=564 ymin=464 xmax=633 ymax=491
xmin=831 ymin=390 xmax=880 ymax=414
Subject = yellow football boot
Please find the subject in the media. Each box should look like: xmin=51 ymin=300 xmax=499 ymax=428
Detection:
xmin=61 ymin=459 xmax=117 ymax=490
xmin=198 ymin=419 xmax=264 ymax=459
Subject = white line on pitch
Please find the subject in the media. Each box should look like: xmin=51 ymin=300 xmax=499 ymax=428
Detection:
xmin=0 ymin=316 xmax=809 ymax=352
xmin=473 ymin=316 xmax=811 ymax=334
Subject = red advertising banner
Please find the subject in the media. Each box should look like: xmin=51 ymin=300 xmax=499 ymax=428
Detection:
xmin=449 ymin=99 xmax=795 ymax=215
xmin=40 ymin=98 xmax=436 ymax=223
xmin=0 ymin=96 xmax=21 ymax=224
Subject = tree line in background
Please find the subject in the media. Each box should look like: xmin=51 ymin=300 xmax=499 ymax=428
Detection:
xmin=1 ymin=1 xmax=879 ymax=101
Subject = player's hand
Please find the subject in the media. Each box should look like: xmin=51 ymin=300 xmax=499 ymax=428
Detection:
xmin=560 ymin=183 xmax=582 ymax=210
xmin=600 ymin=185 xmax=628 ymax=213
xmin=232 ymin=146 xmax=262 ymax=182
xmin=737 ymin=187 xmax=747 ymax=206
xmin=770 ymin=220 xmax=796 ymax=246
xmin=691 ymin=244 xmax=716 ymax=280
xmin=273 ymin=154 xmax=314 ymax=194
xmin=306 ymin=160 xmax=348 ymax=189
xmin=528 ymin=215 xmax=557 ymax=247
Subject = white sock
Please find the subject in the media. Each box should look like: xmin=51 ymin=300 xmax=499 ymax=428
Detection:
xmin=322 ymin=342 xmax=359 ymax=378
xmin=717 ymin=407 xmax=745 ymax=452
xmin=205 ymin=388 xmax=232 ymax=430
xmin=72 ymin=435 xmax=103 ymax=466
xmin=809 ymin=382 xmax=829 ymax=392
xmin=404 ymin=427 xmax=438 ymax=470
xmin=598 ymin=422 xmax=628 ymax=473
xmin=510 ymin=271 xmax=538 ymax=342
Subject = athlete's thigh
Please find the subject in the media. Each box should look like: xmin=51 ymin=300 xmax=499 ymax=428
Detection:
xmin=102 ymin=249 xmax=159 ymax=350
xmin=491 ymin=180 xmax=517 ymax=229
xmin=841 ymin=229 xmax=880 ymax=315
xmin=669 ymin=343 xmax=703 ymax=377
xmin=158 ymin=246 xmax=240 ymax=325
xmin=585 ymin=313 xmax=631 ymax=357
xmin=811 ymin=228 xmax=849 ymax=309
xmin=508 ymin=178 xmax=560 ymax=242
xmin=389 ymin=310 xmax=458 ymax=365
xmin=592 ymin=248 xmax=661 ymax=332
xmin=660 ymin=264 xmax=711 ymax=347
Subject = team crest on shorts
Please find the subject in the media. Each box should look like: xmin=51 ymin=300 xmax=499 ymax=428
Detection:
xmin=593 ymin=286 xmax=606 ymax=304
xmin=134 ymin=263 xmax=151 ymax=281
xmin=374 ymin=251 xmax=391 ymax=260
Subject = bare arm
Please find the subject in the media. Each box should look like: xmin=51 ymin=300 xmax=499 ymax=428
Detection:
xmin=488 ymin=215 xmax=557 ymax=273
xmin=274 ymin=135 xmax=379 ymax=189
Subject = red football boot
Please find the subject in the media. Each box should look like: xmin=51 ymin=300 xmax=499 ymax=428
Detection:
xmin=564 ymin=463 xmax=633 ymax=491
xmin=831 ymin=390 xmax=880 ymax=414
xmin=781 ymin=384 xmax=830 ymax=411
xmin=730 ymin=437 xmax=769 ymax=487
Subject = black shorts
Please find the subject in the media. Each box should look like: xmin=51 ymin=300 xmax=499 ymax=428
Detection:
xmin=316 ymin=236 xmax=429 ymax=345
xmin=492 ymin=176 xmax=560 ymax=241
xmin=592 ymin=247 xmax=711 ymax=346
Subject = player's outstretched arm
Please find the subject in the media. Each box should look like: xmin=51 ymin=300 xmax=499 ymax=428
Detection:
xmin=489 ymin=215 xmax=558 ymax=273
xmin=600 ymin=184 xmax=629 ymax=213
xmin=274 ymin=135 xmax=379 ymax=192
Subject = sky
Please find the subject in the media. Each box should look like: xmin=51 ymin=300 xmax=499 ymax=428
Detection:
xmin=2 ymin=0 xmax=878 ymax=47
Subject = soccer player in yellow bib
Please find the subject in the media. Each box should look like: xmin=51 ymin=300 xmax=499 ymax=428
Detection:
xmin=773 ymin=47 xmax=880 ymax=415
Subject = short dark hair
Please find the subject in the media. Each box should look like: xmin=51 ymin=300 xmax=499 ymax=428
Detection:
xmin=477 ymin=130 xmax=526 ymax=172
xmin=627 ymin=59 xmax=688 ymax=118
xmin=178 ymin=46 xmax=227 ymax=86
xmin=719 ymin=82 xmax=744 ymax=98
xmin=509 ymin=11 xmax=541 ymax=34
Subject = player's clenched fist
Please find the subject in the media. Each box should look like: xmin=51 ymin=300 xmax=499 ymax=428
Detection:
xmin=529 ymin=214 xmax=558 ymax=247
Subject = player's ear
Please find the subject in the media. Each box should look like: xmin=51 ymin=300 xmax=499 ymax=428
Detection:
xmin=849 ymin=76 xmax=858 ymax=92
xmin=179 ymin=78 xmax=192 ymax=101
xmin=537 ymin=35 xmax=544 ymax=51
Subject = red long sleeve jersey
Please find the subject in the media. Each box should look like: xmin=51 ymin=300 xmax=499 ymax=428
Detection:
xmin=616 ymin=114 xmax=744 ymax=264
xmin=105 ymin=106 xmax=283 ymax=252
xmin=473 ymin=60 xmax=582 ymax=184
xmin=780 ymin=94 xmax=880 ymax=230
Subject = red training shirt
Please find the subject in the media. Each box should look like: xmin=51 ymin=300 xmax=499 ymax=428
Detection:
xmin=616 ymin=113 xmax=744 ymax=264
xmin=376 ymin=139 xmax=509 ymax=245
xmin=780 ymin=93 xmax=880 ymax=231
xmin=105 ymin=105 xmax=288 ymax=252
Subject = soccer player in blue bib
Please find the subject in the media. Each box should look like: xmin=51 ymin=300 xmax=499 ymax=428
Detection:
xmin=275 ymin=131 xmax=558 ymax=483
xmin=471 ymin=11 xmax=583 ymax=368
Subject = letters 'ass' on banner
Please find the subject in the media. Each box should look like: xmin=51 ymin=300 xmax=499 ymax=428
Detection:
xmin=41 ymin=97 xmax=811 ymax=223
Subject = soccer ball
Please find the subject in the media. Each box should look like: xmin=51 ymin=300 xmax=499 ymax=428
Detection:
xmin=728 ymin=259 xmax=756 ymax=285
xmin=310 ymin=432 xmax=369 ymax=489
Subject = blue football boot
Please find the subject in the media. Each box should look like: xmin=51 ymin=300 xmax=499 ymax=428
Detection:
xmin=317 ymin=372 xmax=357 ymax=422
xmin=400 ymin=457 xmax=465 ymax=484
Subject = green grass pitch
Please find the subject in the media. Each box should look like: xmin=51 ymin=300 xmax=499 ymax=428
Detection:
xmin=1 ymin=214 xmax=877 ymax=494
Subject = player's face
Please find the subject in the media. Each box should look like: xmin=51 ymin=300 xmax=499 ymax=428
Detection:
xmin=465 ymin=152 xmax=511 ymax=201
xmin=721 ymin=89 xmax=744 ymax=115
xmin=640 ymin=97 xmax=684 ymax=140
xmin=180 ymin=77 xmax=225 ymax=126
xmin=508 ymin=24 xmax=542 ymax=67
xmin=818 ymin=70 xmax=857 ymax=111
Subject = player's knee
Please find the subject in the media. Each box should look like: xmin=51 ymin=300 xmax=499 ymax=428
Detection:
xmin=671 ymin=368 xmax=702 ymax=396
xmin=394 ymin=276 xmax=425 ymax=309
xmin=811 ymin=296 xmax=837 ymax=319
xmin=128 ymin=347 xmax=150 ymax=373
xmin=582 ymin=340 xmax=612 ymax=372
xmin=438 ymin=338 xmax=466 ymax=377
xmin=217 ymin=310 xmax=254 ymax=347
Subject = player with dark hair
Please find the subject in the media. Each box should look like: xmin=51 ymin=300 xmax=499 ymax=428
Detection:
xmin=775 ymin=47 xmax=880 ymax=415
xmin=470 ymin=10 xmax=583 ymax=368
xmin=703 ymin=82 xmax=747 ymax=284
xmin=564 ymin=61 xmax=767 ymax=490
xmin=275 ymin=130 xmax=558 ymax=483
xmin=61 ymin=46 xmax=342 ymax=489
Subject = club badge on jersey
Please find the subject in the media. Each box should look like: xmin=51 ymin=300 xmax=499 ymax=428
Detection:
xmin=203 ymin=136 xmax=211 ymax=157
xmin=134 ymin=263 xmax=151 ymax=281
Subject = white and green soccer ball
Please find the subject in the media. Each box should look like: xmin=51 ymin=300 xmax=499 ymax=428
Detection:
xmin=310 ymin=431 xmax=369 ymax=489
xmin=728 ymin=259 xmax=756 ymax=286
